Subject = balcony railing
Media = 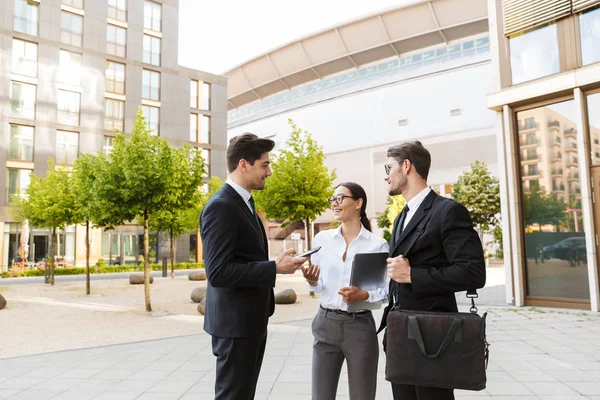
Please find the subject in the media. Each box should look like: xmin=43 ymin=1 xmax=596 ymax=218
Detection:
xmin=564 ymin=127 xmax=576 ymax=136
xmin=552 ymin=185 xmax=565 ymax=191
xmin=551 ymin=169 xmax=564 ymax=175
xmin=520 ymin=137 xmax=539 ymax=146
xmin=548 ymin=120 xmax=560 ymax=128
xmin=521 ymin=154 xmax=539 ymax=161
xmin=568 ymin=172 xmax=580 ymax=180
xmin=105 ymin=79 xmax=125 ymax=94
xmin=8 ymin=146 xmax=33 ymax=162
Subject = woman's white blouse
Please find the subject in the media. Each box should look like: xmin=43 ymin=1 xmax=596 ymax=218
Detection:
xmin=308 ymin=224 xmax=390 ymax=311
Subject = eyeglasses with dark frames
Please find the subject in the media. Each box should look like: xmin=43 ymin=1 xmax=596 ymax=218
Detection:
xmin=328 ymin=194 xmax=358 ymax=206
xmin=384 ymin=159 xmax=412 ymax=175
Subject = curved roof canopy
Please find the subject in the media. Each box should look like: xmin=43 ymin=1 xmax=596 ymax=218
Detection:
xmin=225 ymin=0 xmax=488 ymax=110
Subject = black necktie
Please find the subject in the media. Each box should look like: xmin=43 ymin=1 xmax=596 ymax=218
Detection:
xmin=395 ymin=205 xmax=410 ymax=242
xmin=248 ymin=196 xmax=261 ymax=227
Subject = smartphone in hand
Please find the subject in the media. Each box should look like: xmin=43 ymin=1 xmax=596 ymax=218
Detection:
xmin=295 ymin=246 xmax=321 ymax=258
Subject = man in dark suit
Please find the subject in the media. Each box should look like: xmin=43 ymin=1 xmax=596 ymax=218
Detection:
xmin=201 ymin=133 xmax=308 ymax=400
xmin=379 ymin=141 xmax=486 ymax=400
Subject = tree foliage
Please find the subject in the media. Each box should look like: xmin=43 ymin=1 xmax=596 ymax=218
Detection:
xmin=376 ymin=195 xmax=406 ymax=243
xmin=452 ymin=160 xmax=501 ymax=234
xmin=254 ymin=119 xmax=336 ymax=248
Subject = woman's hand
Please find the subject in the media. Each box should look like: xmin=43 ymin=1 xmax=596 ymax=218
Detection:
xmin=338 ymin=286 xmax=368 ymax=304
xmin=302 ymin=264 xmax=320 ymax=286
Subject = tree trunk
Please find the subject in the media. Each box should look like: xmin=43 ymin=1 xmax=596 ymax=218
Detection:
xmin=85 ymin=220 xmax=90 ymax=295
xmin=170 ymin=231 xmax=175 ymax=279
xmin=144 ymin=210 xmax=152 ymax=312
xmin=50 ymin=227 xmax=57 ymax=286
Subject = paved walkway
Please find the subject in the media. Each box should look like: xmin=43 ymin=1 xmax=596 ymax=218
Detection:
xmin=2 ymin=303 xmax=600 ymax=400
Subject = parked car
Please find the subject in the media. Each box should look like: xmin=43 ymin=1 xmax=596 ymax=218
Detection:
xmin=542 ymin=237 xmax=586 ymax=266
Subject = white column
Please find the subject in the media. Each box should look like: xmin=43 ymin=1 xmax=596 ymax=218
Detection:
xmin=504 ymin=105 xmax=525 ymax=306
xmin=574 ymin=88 xmax=600 ymax=312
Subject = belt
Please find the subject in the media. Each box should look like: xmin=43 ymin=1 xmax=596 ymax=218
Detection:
xmin=320 ymin=305 xmax=370 ymax=316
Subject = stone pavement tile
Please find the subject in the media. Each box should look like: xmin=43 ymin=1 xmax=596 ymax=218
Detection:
xmin=546 ymin=369 xmax=598 ymax=382
xmin=536 ymin=397 xmax=588 ymax=399
xmin=578 ymin=362 xmax=600 ymax=371
xmin=507 ymin=370 xmax=557 ymax=382
xmin=270 ymin=381 xmax=312 ymax=395
xmin=0 ymin=378 xmax=44 ymax=390
xmin=522 ymin=381 xmax=581 ymax=396
xmin=186 ymin=381 xmax=214 ymax=394
xmin=454 ymin=397 xmax=492 ymax=400
xmin=486 ymin=371 xmax=516 ymax=382
xmin=92 ymin=369 xmax=137 ymax=380
xmin=267 ymin=395 xmax=311 ymax=400
xmin=49 ymin=390 xmax=101 ymax=400
xmin=127 ymin=368 xmax=172 ymax=380
xmin=104 ymin=361 xmax=153 ymax=370
xmin=30 ymin=378 xmax=84 ymax=391
xmin=175 ymin=361 xmax=213 ymax=372
xmin=144 ymin=362 xmax=184 ymax=371
xmin=527 ymin=358 xmax=579 ymax=371
xmin=92 ymin=391 xmax=144 ymax=400
xmin=485 ymin=381 xmax=534 ymax=396
xmin=565 ymin=382 xmax=600 ymax=396
xmin=0 ymin=368 xmax=29 ymax=379
xmin=198 ymin=369 xmax=216 ymax=382
xmin=135 ymin=393 xmax=183 ymax=400
xmin=111 ymin=379 xmax=156 ymax=392
xmin=162 ymin=370 xmax=202 ymax=381
xmin=72 ymin=378 xmax=120 ymax=392
xmin=0 ymin=390 xmax=20 ymax=400
xmin=76 ymin=360 xmax=122 ymax=370
xmin=554 ymin=353 xmax=596 ymax=363
xmin=56 ymin=368 xmax=103 ymax=379
xmin=22 ymin=367 xmax=70 ymax=379
xmin=5 ymin=389 xmax=63 ymax=400
xmin=147 ymin=379 xmax=195 ymax=394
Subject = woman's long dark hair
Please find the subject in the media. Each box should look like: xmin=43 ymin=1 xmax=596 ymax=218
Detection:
xmin=336 ymin=182 xmax=372 ymax=232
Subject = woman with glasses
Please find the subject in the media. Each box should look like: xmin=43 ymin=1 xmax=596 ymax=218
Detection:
xmin=302 ymin=182 xmax=389 ymax=400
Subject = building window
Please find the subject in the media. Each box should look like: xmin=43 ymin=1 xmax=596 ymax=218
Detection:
xmin=516 ymin=99 xmax=590 ymax=300
xmin=588 ymin=93 xmax=600 ymax=166
xmin=105 ymin=99 xmax=124 ymax=132
xmin=107 ymin=0 xmax=127 ymax=22
xmin=189 ymin=114 xmax=210 ymax=143
xmin=580 ymin=6 xmax=600 ymax=66
xmin=58 ymin=50 xmax=82 ymax=86
xmin=107 ymin=24 xmax=126 ymax=58
xmin=143 ymin=34 xmax=160 ymax=66
xmin=62 ymin=0 xmax=84 ymax=9
xmin=189 ymin=114 xmax=197 ymax=142
xmin=105 ymin=61 xmax=125 ymax=94
xmin=12 ymin=39 xmax=37 ymax=77
xmin=57 ymin=90 xmax=80 ymax=126
xmin=201 ymin=148 xmax=210 ymax=177
xmin=200 ymin=82 xmax=211 ymax=110
xmin=141 ymin=105 xmax=159 ymax=135
xmin=103 ymin=136 xmax=114 ymax=155
xmin=56 ymin=130 xmax=79 ymax=165
xmin=10 ymin=81 xmax=36 ymax=120
xmin=60 ymin=11 xmax=83 ymax=47
xmin=144 ymin=1 xmax=162 ymax=32
xmin=6 ymin=168 xmax=32 ymax=203
xmin=509 ymin=24 xmax=559 ymax=85
xmin=190 ymin=80 xmax=198 ymax=108
xmin=8 ymin=125 xmax=34 ymax=162
xmin=14 ymin=0 xmax=38 ymax=36
xmin=142 ymin=69 xmax=160 ymax=101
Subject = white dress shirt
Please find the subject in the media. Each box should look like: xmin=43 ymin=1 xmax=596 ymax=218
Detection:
xmin=226 ymin=178 xmax=254 ymax=213
xmin=308 ymin=224 xmax=390 ymax=311
xmin=402 ymin=187 xmax=432 ymax=230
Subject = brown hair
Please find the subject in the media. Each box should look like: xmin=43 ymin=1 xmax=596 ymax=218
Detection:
xmin=227 ymin=133 xmax=275 ymax=173
xmin=336 ymin=182 xmax=371 ymax=232
xmin=386 ymin=140 xmax=431 ymax=180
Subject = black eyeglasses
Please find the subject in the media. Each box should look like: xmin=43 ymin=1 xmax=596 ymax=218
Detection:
xmin=384 ymin=159 xmax=411 ymax=175
xmin=328 ymin=194 xmax=358 ymax=206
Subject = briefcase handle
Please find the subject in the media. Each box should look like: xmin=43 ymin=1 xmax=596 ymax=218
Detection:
xmin=408 ymin=316 xmax=462 ymax=359
xmin=466 ymin=289 xmax=478 ymax=314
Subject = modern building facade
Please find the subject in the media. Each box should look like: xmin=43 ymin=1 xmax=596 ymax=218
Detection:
xmin=487 ymin=0 xmax=600 ymax=310
xmin=0 ymin=0 xmax=228 ymax=271
xmin=226 ymin=1 xmax=499 ymax=254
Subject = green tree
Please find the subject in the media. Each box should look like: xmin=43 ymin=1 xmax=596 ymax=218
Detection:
xmin=11 ymin=160 xmax=78 ymax=285
xmin=253 ymin=119 xmax=336 ymax=249
xmin=452 ymin=160 xmax=501 ymax=242
xmin=99 ymin=108 xmax=174 ymax=312
xmin=149 ymin=146 xmax=206 ymax=278
xmin=376 ymin=195 xmax=406 ymax=243
xmin=522 ymin=185 xmax=567 ymax=231
xmin=73 ymin=152 xmax=116 ymax=295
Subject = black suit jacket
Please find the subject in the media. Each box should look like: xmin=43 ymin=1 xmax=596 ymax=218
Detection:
xmin=200 ymin=183 xmax=276 ymax=338
xmin=379 ymin=190 xmax=486 ymax=332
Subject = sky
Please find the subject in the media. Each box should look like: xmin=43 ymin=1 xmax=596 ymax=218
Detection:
xmin=178 ymin=0 xmax=410 ymax=75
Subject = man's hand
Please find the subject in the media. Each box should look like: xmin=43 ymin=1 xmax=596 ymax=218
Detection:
xmin=276 ymin=249 xmax=307 ymax=274
xmin=302 ymin=264 xmax=320 ymax=286
xmin=387 ymin=255 xmax=411 ymax=283
xmin=338 ymin=286 xmax=368 ymax=304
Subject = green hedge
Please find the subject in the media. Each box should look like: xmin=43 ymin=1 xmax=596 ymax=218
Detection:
xmin=1 ymin=262 xmax=204 ymax=278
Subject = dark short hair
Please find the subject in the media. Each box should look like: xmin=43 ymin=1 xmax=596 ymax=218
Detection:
xmin=387 ymin=140 xmax=431 ymax=180
xmin=227 ymin=133 xmax=275 ymax=173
